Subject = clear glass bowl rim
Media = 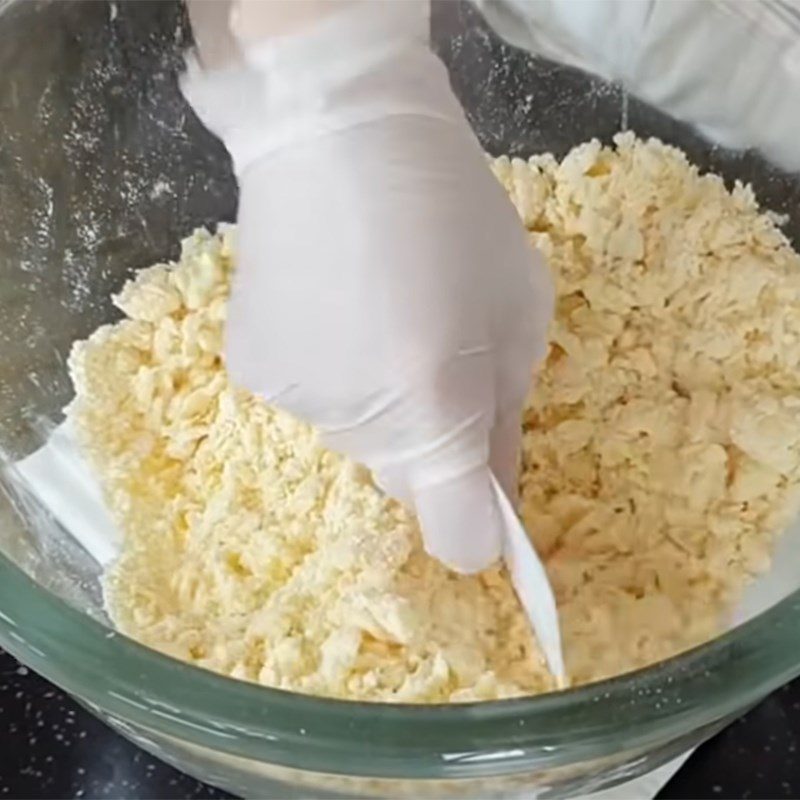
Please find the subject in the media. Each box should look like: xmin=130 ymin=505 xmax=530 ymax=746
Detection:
xmin=2 ymin=551 xmax=800 ymax=780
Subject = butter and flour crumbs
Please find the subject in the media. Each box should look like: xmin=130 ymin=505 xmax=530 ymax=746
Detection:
xmin=67 ymin=133 xmax=800 ymax=701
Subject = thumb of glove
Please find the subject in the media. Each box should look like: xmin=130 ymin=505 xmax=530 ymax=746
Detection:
xmin=308 ymin=346 xmax=506 ymax=577
xmin=410 ymin=436 xmax=566 ymax=681
xmin=412 ymin=464 xmax=504 ymax=575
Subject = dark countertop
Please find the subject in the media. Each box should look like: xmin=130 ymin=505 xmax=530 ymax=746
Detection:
xmin=1 ymin=648 xmax=799 ymax=800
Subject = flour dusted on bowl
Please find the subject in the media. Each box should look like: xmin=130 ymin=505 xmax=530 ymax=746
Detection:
xmin=67 ymin=133 xmax=800 ymax=701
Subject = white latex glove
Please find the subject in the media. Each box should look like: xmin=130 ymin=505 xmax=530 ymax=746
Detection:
xmin=479 ymin=0 xmax=800 ymax=172
xmin=182 ymin=0 xmax=563 ymax=681
xmin=182 ymin=2 xmax=554 ymax=576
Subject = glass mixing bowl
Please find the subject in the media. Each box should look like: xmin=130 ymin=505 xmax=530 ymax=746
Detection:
xmin=2 ymin=1 xmax=800 ymax=797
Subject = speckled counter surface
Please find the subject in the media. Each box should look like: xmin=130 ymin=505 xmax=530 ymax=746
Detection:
xmin=0 ymin=648 xmax=798 ymax=800
xmin=0 ymin=649 xmax=227 ymax=800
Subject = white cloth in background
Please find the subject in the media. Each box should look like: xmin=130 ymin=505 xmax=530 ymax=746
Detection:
xmin=479 ymin=0 xmax=800 ymax=172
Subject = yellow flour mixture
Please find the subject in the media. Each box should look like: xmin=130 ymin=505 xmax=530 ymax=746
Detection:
xmin=67 ymin=133 xmax=800 ymax=701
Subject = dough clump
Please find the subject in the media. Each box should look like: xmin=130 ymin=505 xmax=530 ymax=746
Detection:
xmin=68 ymin=133 xmax=800 ymax=701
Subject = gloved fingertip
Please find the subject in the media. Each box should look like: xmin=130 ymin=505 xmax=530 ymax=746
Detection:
xmin=413 ymin=466 xmax=503 ymax=574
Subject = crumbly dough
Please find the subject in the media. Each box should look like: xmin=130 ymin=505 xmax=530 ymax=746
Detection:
xmin=68 ymin=133 xmax=800 ymax=701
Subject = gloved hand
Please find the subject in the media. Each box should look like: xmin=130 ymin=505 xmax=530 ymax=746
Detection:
xmin=181 ymin=0 xmax=554 ymax=576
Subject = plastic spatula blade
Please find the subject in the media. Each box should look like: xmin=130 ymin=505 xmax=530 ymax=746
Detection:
xmin=491 ymin=473 xmax=565 ymax=686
